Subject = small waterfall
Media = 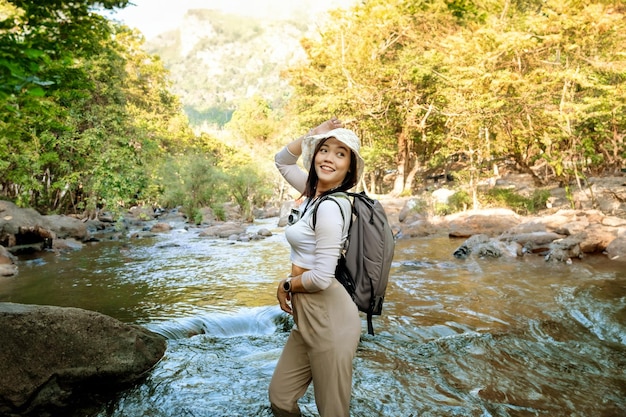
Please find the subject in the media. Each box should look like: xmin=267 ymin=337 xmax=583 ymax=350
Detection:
xmin=145 ymin=306 xmax=286 ymax=340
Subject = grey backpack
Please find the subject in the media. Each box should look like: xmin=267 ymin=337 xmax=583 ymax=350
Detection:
xmin=313 ymin=191 xmax=395 ymax=335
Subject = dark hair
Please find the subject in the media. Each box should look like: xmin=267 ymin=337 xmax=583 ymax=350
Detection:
xmin=302 ymin=138 xmax=358 ymax=198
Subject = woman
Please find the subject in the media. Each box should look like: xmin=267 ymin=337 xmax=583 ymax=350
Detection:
xmin=269 ymin=118 xmax=365 ymax=417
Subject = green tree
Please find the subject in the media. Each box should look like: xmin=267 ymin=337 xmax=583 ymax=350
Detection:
xmin=226 ymin=94 xmax=277 ymax=143
xmin=159 ymin=153 xmax=228 ymax=223
xmin=0 ymin=0 xmax=130 ymax=211
xmin=226 ymin=164 xmax=273 ymax=222
xmin=284 ymin=0 xmax=626 ymax=199
xmin=286 ymin=0 xmax=461 ymax=195
xmin=439 ymin=0 xmax=626 ymax=195
xmin=0 ymin=0 xmax=199 ymax=215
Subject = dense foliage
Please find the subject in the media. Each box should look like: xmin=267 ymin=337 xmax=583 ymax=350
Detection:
xmin=0 ymin=0 xmax=270 ymax=217
xmin=1 ymin=0 xmax=171 ymax=213
xmin=284 ymin=0 xmax=626 ymax=199
xmin=1 ymin=0 xmax=625 ymax=217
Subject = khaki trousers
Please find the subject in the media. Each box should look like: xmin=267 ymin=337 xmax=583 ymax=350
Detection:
xmin=269 ymin=280 xmax=361 ymax=417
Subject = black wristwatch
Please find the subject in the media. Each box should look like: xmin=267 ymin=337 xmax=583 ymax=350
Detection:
xmin=282 ymin=277 xmax=292 ymax=292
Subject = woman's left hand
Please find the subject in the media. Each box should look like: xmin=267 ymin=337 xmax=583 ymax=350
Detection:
xmin=310 ymin=118 xmax=342 ymax=136
xmin=277 ymin=281 xmax=293 ymax=315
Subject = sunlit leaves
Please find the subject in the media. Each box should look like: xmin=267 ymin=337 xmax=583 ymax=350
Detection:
xmin=0 ymin=0 xmax=184 ymax=213
xmin=285 ymin=0 xmax=626 ymax=195
xmin=227 ymin=95 xmax=277 ymax=143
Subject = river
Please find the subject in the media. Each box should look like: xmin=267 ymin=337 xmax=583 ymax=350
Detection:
xmin=1 ymin=217 xmax=625 ymax=417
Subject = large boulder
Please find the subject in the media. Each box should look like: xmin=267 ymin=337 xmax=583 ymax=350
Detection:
xmin=44 ymin=214 xmax=88 ymax=241
xmin=453 ymin=233 xmax=522 ymax=259
xmin=0 ymin=201 xmax=89 ymax=255
xmin=199 ymin=221 xmax=247 ymax=238
xmin=545 ymin=235 xmax=584 ymax=263
xmin=401 ymin=218 xmax=440 ymax=238
xmin=447 ymin=208 xmax=521 ymax=238
xmin=0 ymin=303 xmax=167 ymax=417
xmin=0 ymin=201 xmax=54 ymax=250
xmin=577 ymin=224 xmax=617 ymax=253
xmin=500 ymin=231 xmax=566 ymax=254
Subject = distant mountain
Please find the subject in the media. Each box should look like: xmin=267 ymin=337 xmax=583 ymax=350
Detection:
xmin=144 ymin=3 xmax=354 ymax=127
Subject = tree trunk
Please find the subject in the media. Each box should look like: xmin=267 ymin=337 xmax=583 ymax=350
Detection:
xmin=404 ymin=125 xmax=430 ymax=193
xmin=392 ymin=128 xmax=409 ymax=196
xmin=404 ymin=160 xmax=420 ymax=193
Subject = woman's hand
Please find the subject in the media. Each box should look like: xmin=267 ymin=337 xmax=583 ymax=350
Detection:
xmin=277 ymin=280 xmax=293 ymax=315
xmin=285 ymin=118 xmax=343 ymax=156
xmin=310 ymin=117 xmax=342 ymax=136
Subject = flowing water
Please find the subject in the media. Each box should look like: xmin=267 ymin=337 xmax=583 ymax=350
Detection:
xmin=1 ymin=218 xmax=625 ymax=417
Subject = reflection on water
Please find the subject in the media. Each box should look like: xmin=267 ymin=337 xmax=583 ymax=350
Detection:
xmin=1 ymin=218 xmax=625 ymax=416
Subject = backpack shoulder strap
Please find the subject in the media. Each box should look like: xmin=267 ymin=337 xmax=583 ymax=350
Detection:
xmin=311 ymin=192 xmax=352 ymax=230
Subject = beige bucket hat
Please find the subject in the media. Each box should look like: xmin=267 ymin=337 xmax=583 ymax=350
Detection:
xmin=301 ymin=128 xmax=365 ymax=183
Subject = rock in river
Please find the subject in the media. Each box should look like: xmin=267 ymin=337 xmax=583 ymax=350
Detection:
xmin=0 ymin=302 xmax=166 ymax=417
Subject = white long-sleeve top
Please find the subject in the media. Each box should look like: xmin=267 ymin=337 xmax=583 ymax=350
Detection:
xmin=275 ymin=146 xmax=351 ymax=292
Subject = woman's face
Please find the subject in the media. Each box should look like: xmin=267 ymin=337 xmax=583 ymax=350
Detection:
xmin=314 ymin=137 xmax=352 ymax=191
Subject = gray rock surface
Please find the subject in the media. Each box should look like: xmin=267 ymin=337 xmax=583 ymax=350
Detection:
xmin=0 ymin=303 xmax=166 ymax=417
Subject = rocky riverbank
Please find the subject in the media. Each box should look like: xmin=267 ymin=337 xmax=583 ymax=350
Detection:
xmin=379 ymin=175 xmax=626 ymax=263
xmin=2 ymin=175 xmax=626 ymax=276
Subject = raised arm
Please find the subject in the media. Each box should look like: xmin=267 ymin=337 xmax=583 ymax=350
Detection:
xmin=274 ymin=118 xmax=343 ymax=194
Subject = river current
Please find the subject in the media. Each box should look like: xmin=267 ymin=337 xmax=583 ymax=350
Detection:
xmin=1 ymin=217 xmax=625 ymax=417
